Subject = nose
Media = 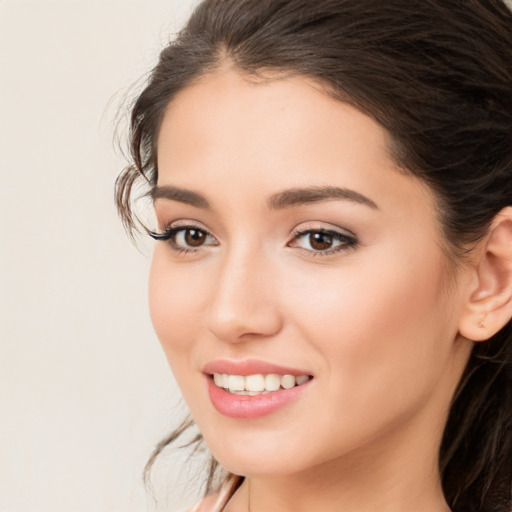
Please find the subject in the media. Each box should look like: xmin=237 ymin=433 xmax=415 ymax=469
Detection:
xmin=205 ymin=247 xmax=283 ymax=343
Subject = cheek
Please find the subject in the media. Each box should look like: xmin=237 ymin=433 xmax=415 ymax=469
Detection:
xmin=148 ymin=250 xmax=208 ymax=358
xmin=282 ymin=246 xmax=452 ymax=408
xmin=148 ymin=252 xmax=215 ymax=413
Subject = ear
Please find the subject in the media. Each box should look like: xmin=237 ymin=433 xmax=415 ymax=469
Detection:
xmin=458 ymin=207 xmax=512 ymax=342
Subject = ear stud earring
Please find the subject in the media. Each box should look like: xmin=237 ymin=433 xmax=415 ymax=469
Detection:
xmin=477 ymin=317 xmax=487 ymax=329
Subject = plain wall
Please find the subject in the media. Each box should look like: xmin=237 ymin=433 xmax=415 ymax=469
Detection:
xmin=0 ymin=2 xmax=201 ymax=511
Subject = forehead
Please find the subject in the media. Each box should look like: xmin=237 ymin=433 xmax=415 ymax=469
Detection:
xmin=157 ymin=69 xmax=393 ymax=186
xmin=156 ymin=70 xmax=437 ymax=228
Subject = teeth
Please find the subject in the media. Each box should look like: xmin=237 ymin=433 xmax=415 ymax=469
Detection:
xmin=230 ymin=390 xmax=269 ymax=396
xmin=296 ymin=375 xmax=309 ymax=385
xmin=281 ymin=374 xmax=296 ymax=389
xmin=228 ymin=375 xmax=245 ymax=392
xmin=212 ymin=373 xmax=311 ymax=394
xmin=245 ymin=374 xmax=265 ymax=392
xmin=265 ymin=374 xmax=281 ymax=391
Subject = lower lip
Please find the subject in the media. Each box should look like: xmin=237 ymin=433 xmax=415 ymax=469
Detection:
xmin=206 ymin=377 xmax=311 ymax=419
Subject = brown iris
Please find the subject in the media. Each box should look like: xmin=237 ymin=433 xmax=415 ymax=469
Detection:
xmin=184 ymin=229 xmax=206 ymax=247
xmin=309 ymin=232 xmax=333 ymax=251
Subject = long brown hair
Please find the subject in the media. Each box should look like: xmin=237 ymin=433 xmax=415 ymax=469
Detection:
xmin=116 ymin=1 xmax=512 ymax=510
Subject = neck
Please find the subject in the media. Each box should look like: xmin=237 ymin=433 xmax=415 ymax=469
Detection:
xmin=245 ymin=459 xmax=449 ymax=512
xmin=227 ymin=410 xmax=451 ymax=512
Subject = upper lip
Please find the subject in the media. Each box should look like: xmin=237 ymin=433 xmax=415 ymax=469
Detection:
xmin=203 ymin=358 xmax=312 ymax=377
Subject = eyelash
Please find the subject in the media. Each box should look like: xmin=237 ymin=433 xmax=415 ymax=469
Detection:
xmin=288 ymin=227 xmax=358 ymax=256
xmin=149 ymin=224 xmax=358 ymax=256
xmin=149 ymin=225 xmax=217 ymax=255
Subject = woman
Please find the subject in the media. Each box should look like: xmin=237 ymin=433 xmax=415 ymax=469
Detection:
xmin=115 ymin=0 xmax=512 ymax=511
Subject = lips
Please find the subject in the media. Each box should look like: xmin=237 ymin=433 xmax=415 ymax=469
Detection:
xmin=203 ymin=359 xmax=313 ymax=419
xmin=203 ymin=358 xmax=312 ymax=377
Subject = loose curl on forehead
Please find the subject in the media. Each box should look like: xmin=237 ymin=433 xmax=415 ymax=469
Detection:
xmin=116 ymin=0 xmax=512 ymax=509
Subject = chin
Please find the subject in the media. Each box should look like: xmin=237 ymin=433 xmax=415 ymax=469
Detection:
xmin=201 ymin=423 xmax=326 ymax=478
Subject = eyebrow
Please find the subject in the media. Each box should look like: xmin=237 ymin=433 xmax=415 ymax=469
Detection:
xmin=150 ymin=185 xmax=378 ymax=210
xmin=267 ymin=186 xmax=378 ymax=210
xmin=151 ymin=185 xmax=210 ymax=209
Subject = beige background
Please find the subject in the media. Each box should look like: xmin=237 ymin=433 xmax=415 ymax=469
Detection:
xmin=0 ymin=1 xmax=201 ymax=511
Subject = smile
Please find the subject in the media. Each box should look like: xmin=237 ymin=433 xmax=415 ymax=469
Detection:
xmin=203 ymin=359 xmax=314 ymax=418
xmin=213 ymin=373 xmax=311 ymax=395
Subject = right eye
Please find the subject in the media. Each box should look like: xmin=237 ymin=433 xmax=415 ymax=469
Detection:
xmin=149 ymin=225 xmax=218 ymax=252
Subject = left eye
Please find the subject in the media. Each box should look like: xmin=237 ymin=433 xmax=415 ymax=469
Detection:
xmin=149 ymin=226 xmax=218 ymax=250
xmin=175 ymin=228 xmax=210 ymax=248
xmin=290 ymin=229 xmax=357 ymax=253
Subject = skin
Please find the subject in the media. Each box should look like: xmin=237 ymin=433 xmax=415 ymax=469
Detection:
xmin=149 ymin=69 xmax=476 ymax=512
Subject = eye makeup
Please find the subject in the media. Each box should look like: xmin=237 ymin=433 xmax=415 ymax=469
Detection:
xmin=287 ymin=227 xmax=358 ymax=256
xmin=149 ymin=224 xmax=218 ymax=254
xmin=150 ymin=222 xmax=358 ymax=258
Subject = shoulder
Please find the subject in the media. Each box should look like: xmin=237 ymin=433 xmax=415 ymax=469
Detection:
xmin=184 ymin=474 xmax=243 ymax=512
xmin=184 ymin=493 xmax=221 ymax=512
xmin=185 ymin=493 xmax=223 ymax=512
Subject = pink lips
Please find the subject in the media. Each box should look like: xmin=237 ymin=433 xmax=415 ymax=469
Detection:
xmin=204 ymin=359 xmax=313 ymax=419
xmin=203 ymin=358 xmax=311 ymax=376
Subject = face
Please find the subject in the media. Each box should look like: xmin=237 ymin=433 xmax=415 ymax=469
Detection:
xmin=149 ymin=70 xmax=472 ymax=478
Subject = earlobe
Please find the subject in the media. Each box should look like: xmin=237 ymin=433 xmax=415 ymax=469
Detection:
xmin=458 ymin=207 xmax=512 ymax=342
